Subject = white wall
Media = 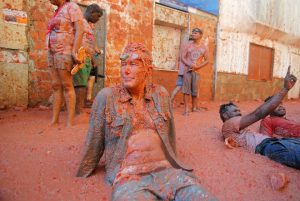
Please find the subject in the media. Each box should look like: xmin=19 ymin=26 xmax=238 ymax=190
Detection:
xmin=216 ymin=0 xmax=300 ymax=98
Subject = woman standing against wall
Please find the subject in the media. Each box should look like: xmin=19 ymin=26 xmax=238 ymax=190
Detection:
xmin=47 ymin=0 xmax=84 ymax=126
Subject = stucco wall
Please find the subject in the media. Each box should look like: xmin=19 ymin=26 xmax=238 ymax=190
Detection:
xmin=0 ymin=1 xmax=29 ymax=108
xmin=216 ymin=0 xmax=300 ymax=100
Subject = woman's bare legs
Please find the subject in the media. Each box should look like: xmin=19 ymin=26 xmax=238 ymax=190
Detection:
xmin=49 ymin=68 xmax=63 ymax=126
xmin=58 ymin=69 xmax=76 ymax=127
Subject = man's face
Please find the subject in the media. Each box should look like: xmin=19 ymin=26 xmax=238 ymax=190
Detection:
xmin=224 ymin=105 xmax=242 ymax=120
xmin=191 ymin=31 xmax=202 ymax=40
xmin=271 ymin=103 xmax=286 ymax=117
xmin=88 ymin=11 xmax=102 ymax=23
xmin=120 ymin=53 xmax=148 ymax=90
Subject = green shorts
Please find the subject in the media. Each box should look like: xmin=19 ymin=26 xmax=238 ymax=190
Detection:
xmin=72 ymin=58 xmax=92 ymax=87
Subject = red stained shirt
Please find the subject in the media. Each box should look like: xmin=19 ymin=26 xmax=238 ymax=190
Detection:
xmin=259 ymin=116 xmax=300 ymax=137
xmin=47 ymin=2 xmax=83 ymax=54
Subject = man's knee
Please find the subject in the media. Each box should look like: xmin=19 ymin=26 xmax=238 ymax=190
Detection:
xmin=112 ymin=187 xmax=155 ymax=201
xmin=52 ymin=82 xmax=62 ymax=91
xmin=175 ymin=184 xmax=217 ymax=201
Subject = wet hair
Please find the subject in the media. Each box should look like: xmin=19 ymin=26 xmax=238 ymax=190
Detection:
xmin=264 ymin=96 xmax=273 ymax=102
xmin=121 ymin=43 xmax=153 ymax=68
xmin=219 ymin=102 xmax=236 ymax=122
xmin=86 ymin=4 xmax=103 ymax=16
xmin=192 ymin=28 xmax=203 ymax=34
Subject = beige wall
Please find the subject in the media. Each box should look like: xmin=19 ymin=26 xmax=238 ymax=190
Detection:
xmin=0 ymin=1 xmax=28 ymax=108
xmin=216 ymin=0 xmax=300 ymax=100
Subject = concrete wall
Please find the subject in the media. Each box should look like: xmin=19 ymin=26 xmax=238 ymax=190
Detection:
xmin=0 ymin=1 xmax=29 ymax=108
xmin=215 ymin=0 xmax=300 ymax=100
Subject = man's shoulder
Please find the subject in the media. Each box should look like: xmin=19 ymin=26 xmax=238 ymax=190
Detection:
xmin=94 ymin=87 xmax=114 ymax=101
xmin=150 ymin=84 xmax=169 ymax=95
xmin=222 ymin=116 xmax=243 ymax=134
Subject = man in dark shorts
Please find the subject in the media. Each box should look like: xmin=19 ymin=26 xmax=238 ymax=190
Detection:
xmin=219 ymin=66 xmax=300 ymax=169
xmin=76 ymin=43 xmax=217 ymax=201
xmin=170 ymin=35 xmax=192 ymax=106
xmin=181 ymin=28 xmax=208 ymax=116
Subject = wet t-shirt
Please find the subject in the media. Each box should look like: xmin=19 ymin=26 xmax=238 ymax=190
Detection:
xmin=260 ymin=116 xmax=300 ymax=137
xmin=47 ymin=2 xmax=83 ymax=54
xmin=181 ymin=42 xmax=207 ymax=73
xmin=222 ymin=116 xmax=269 ymax=152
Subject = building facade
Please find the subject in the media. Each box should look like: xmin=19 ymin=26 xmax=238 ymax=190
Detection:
xmin=215 ymin=0 xmax=300 ymax=100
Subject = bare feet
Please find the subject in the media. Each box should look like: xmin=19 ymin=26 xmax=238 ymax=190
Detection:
xmin=182 ymin=111 xmax=189 ymax=116
xmin=192 ymin=107 xmax=208 ymax=112
xmin=67 ymin=121 xmax=74 ymax=128
xmin=48 ymin=120 xmax=59 ymax=127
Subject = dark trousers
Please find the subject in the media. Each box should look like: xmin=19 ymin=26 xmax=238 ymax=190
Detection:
xmin=255 ymin=138 xmax=300 ymax=169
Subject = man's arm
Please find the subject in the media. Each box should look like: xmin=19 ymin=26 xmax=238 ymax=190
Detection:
xmin=76 ymin=88 xmax=111 ymax=177
xmin=180 ymin=43 xmax=192 ymax=67
xmin=72 ymin=20 xmax=84 ymax=63
xmin=239 ymin=66 xmax=297 ymax=130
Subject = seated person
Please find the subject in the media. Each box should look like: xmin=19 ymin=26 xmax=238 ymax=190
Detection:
xmin=259 ymin=96 xmax=300 ymax=137
xmin=219 ymin=67 xmax=300 ymax=169
xmin=76 ymin=43 xmax=217 ymax=201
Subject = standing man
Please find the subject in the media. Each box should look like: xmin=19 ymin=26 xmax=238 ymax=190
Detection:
xmin=181 ymin=28 xmax=208 ymax=116
xmin=170 ymin=35 xmax=192 ymax=106
xmin=76 ymin=43 xmax=217 ymax=200
xmin=72 ymin=4 xmax=103 ymax=114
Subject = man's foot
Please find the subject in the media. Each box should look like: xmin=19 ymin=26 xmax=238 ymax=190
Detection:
xmin=67 ymin=121 xmax=74 ymax=128
xmin=192 ymin=107 xmax=208 ymax=112
xmin=48 ymin=120 xmax=59 ymax=127
xmin=85 ymin=100 xmax=93 ymax=108
xmin=182 ymin=111 xmax=189 ymax=116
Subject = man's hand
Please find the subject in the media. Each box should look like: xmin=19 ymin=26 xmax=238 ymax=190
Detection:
xmin=72 ymin=51 xmax=82 ymax=64
xmin=189 ymin=65 xmax=196 ymax=71
xmin=284 ymin=66 xmax=297 ymax=90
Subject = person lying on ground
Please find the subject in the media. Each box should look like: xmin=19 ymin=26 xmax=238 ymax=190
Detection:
xmin=259 ymin=96 xmax=300 ymax=137
xmin=76 ymin=43 xmax=217 ymax=201
xmin=219 ymin=66 xmax=300 ymax=170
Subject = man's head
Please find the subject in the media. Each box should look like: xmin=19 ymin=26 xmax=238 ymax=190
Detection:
xmin=264 ymin=96 xmax=286 ymax=117
xmin=191 ymin=28 xmax=203 ymax=41
xmin=85 ymin=4 xmax=103 ymax=23
xmin=219 ymin=102 xmax=241 ymax=122
xmin=120 ymin=43 xmax=152 ymax=90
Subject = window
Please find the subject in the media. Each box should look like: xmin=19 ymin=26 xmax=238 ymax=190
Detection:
xmin=248 ymin=43 xmax=274 ymax=81
xmin=152 ymin=24 xmax=182 ymax=71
